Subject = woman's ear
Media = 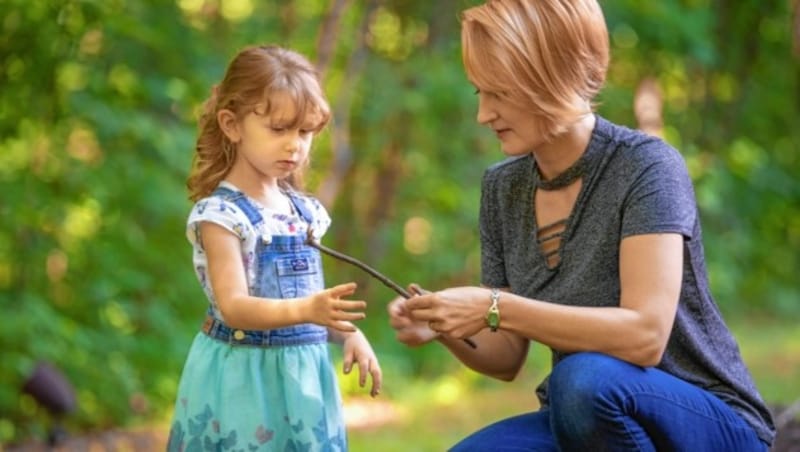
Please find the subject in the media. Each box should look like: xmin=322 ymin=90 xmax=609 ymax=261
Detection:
xmin=217 ymin=109 xmax=240 ymax=142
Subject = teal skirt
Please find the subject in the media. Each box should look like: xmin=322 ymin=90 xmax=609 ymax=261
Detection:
xmin=167 ymin=333 xmax=346 ymax=451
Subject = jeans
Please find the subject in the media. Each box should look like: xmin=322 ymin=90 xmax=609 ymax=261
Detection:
xmin=449 ymin=353 xmax=767 ymax=451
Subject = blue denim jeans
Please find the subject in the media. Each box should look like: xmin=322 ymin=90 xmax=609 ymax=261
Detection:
xmin=450 ymin=353 xmax=768 ymax=451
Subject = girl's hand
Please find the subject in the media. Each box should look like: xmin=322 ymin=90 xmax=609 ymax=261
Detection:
xmin=403 ymin=286 xmax=489 ymax=340
xmin=304 ymin=282 xmax=366 ymax=332
xmin=341 ymin=330 xmax=382 ymax=397
xmin=387 ymin=294 xmax=440 ymax=347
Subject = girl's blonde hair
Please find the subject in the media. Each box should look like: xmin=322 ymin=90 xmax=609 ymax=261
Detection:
xmin=187 ymin=45 xmax=331 ymax=201
xmin=461 ymin=0 xmax=609 ymax=141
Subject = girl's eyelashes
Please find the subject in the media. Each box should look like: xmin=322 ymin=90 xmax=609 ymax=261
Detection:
xmin=268 ymin=125 xmax=315 ymax=136
xmin=266 ymin=121 xmax=285 ymax=131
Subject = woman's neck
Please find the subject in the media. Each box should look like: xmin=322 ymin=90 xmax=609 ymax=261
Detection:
xmin=533 ymin=114 xmax=596 ymax=181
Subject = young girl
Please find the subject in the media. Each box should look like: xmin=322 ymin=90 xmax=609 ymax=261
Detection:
xmin=168 ymin=44 xmax=382 ymax=452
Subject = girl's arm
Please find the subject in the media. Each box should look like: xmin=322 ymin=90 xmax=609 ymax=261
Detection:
xmin=328 ymin=326 xmax=383 ymax=397
xmin=201 ymin=221 xmax=366 ymax=331
xmin=326 ymin=323 xmax=359 ymax=344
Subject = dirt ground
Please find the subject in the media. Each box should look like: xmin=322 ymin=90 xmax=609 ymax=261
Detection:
xmin=2 ymin=428 xmax=168 ymax=452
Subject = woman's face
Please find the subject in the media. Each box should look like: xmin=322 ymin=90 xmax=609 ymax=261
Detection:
xmin=474 ymin=88 xmax=545 ymax=156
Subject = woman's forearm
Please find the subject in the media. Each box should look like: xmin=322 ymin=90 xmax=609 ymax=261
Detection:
xmin=438 ymin=330 xmax=529 ymax=381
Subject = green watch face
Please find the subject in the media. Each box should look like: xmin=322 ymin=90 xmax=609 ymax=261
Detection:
xmin=486 ymin=310 xmax=500 ymax=329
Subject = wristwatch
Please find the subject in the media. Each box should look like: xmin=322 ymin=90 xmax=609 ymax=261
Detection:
xmin=486 ymin=288 xmax=500 ymax=332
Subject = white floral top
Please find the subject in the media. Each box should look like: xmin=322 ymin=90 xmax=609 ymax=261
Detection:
xmin=186 ymin=181 xmax=331 ymax=320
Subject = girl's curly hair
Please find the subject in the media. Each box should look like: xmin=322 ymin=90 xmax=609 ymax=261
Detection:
xmin=187 ymin=45 xmax=331 ymax=201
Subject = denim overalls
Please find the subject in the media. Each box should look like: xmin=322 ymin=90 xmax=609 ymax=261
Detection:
xmin=201 ymin=186 xmax=329 ymax=347
xmin=168 ymin=185 xmax=347 ymax=452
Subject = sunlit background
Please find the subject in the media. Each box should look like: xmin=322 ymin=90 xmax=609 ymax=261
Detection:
xmin=1 ymin=0 xmax=799 ymax=450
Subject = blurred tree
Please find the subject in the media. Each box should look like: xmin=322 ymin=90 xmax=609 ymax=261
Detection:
xmin=0 ymin=0 xmax=797 ymax=443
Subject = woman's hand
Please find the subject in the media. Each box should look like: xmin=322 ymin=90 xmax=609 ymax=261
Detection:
xmin=387 ymin=295 xmax=440 ymax=347
xmin=341 ymin=330 xmax=382 ymax=397
xmin=403 ymin=286 xmax=490 ymax=340
xmin=303 ymin=282 xmax=366 ymax=332
xmin=391 ymin=285 xmax=530 ymax=381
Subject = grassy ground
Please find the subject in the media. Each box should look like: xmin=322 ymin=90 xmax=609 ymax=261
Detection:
xmin=345 ymin=351 xmax=547 ymax=452
xmin=346 ymin=364 xmax=544 ymax=452
xmin=730 ymin=316 xmax=800 ymax=403
xmin=5 ymin=316 xmax=798 ymax=451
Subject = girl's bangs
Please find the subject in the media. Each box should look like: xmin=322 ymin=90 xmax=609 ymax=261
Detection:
xmin=255 ymin=77 xmax=331 ymax=131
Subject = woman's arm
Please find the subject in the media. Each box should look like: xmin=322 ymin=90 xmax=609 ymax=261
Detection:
xmin=437 ymin=329 xmax=530 ymax=381
xmin=404 ymin=232 xmax=683 ymax=368
xmin=501 ymin=233 xmax=682 ymax=366
xmin=388 ymin=290 xmax=529 ymax=381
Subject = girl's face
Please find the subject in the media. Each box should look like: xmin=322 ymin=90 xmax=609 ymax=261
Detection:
xmin=474 ymin=88 xmax=545 ymax=156
xmin=227 ymin=94 xmax=319 ymax=184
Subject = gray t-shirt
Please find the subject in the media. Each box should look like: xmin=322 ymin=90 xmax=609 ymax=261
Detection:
xmin=479 ymin=116 xmax=775 ymax=445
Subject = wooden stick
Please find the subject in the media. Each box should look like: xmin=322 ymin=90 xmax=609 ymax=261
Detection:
xmin=306 ymin=229 xmax=477 ymax=349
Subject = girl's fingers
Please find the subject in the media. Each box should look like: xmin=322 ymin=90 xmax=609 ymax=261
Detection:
xmin=356 ymin=358 xmax=381 ymax=396
xmin=329 ymin=282 xmax=358 ymax=296
xmin=370 ymin=362 xmax=382 ymax=397
xmin=342 ymin=351 xmax=353 ymax=374
xmin=358 ymin=360 xmax=368 ymax=387
xmin=337 ymin=300 xmax=367 ymax=311
xmin=335 ymin=311 xmax=366 ymax=322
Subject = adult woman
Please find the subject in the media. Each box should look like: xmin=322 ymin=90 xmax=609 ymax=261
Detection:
xmin=388 ymin=1 xmax=775 ymax=450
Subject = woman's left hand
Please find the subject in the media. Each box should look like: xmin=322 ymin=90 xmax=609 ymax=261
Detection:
xmin=342 ymin=330 xmax=382 ymax=397
xmin=404 ymin=286 xmax=490 ymax=340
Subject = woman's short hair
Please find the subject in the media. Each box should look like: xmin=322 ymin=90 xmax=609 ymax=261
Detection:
xmin=461 ymin=0 xmax=609 ymax=140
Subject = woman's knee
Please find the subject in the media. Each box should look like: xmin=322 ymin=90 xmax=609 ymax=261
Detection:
xmin=549 ymin=352 xmax=635 ymax=409
xmin=547 ymin=353 xmax=637 ymax=441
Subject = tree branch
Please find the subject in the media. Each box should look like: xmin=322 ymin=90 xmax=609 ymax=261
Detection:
xmin=316 ymin=0 xmax=382 ymax=209
xmin=315 ymin=0 xmax=353 ymax=77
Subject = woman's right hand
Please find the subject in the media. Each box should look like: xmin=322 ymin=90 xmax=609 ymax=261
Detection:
xmin=387 ymin=290 xmax=440 ymax=347
xmin=304 ymin=282 xmax=366 ymax=332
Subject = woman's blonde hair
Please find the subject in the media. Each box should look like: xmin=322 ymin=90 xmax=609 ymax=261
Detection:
xmin=187 ymin=45 xmax=331 ymax=201
xmin=461 ymin=0 xmax=609 ymax=141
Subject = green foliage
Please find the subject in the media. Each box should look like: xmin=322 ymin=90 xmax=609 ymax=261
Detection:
xmin=600 ymin=0 xmax=800 ymax=314
xmin=1 ymin=0 xmax=798 ymax=443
